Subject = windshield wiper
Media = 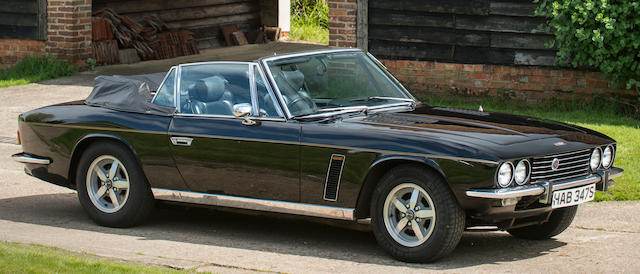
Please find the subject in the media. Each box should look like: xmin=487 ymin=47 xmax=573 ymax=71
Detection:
xmin=292 ymin=106 xmax=368 ymax=120
xmin=349 ymin=96 xmax=415 ymax=103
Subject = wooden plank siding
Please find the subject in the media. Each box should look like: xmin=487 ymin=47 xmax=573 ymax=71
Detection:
xmin=366 ymin=0 xmax=557 ymax=66
xmin=0 ymin=0 xmax=46 ymax=40
xmin=93 ymin=0 xmax=261 ymax=48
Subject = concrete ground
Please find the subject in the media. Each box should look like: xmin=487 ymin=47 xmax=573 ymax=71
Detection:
xmin=1 ymin=42 xmax=639 ymax=273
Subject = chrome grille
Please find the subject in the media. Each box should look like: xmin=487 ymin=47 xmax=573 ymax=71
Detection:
xmin=531 ymin=149 xmax=591 ymax=182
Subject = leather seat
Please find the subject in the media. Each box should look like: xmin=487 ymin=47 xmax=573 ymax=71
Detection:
xmin=186 ymin=76 xmax=234 ymax=115
xmin=275 ymin=70 xmax=315 ymax=114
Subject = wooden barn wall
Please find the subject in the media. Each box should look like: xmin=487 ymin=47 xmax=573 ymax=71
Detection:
xmin=93 ymin=0 xmax=261 ymax=48
xmin=367 ymin=0 xmax=557 ymax=66
xmin=0 ymin=0 xmax=46 ymax=40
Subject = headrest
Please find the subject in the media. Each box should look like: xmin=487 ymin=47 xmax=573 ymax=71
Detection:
xmin=278 ymin=70 xmax=305 ymax=92
xmin=188 ymin=76 xmax=226 ymax=102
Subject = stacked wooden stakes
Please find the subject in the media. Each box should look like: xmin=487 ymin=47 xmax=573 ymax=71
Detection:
xmin=91 ymin=9 xmax=199 ymax=65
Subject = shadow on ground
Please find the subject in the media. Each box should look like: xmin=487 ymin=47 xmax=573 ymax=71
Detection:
xmin=0 ymin=193 xmax=566 ymax=270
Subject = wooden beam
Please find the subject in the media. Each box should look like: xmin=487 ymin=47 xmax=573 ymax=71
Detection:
xmin=369 ymin=26 xmax=490 ymax=47
xmin=128 ymin=2 xmax=259 ymax=23
xmin=369 ymin=0 xmax=489 ymax=15
xmin=166 ymin=12 xmax=260 ymax=29
xmin=369 ymin=9 xmax=454 ymax=28
xmin=93 ymin=0 xmax=256 ymax=15
xmin=357 ymin=0 xmax=368 ymax=51
xmin=491 ymin=32 xmax=554 ymax=50
xmin=0 ymin=0 xmax=38 ymax=14
xmin=490 ymin=1 xmax=540 ymax=17
xmin=514 ymin=50 xmax=556 ymax=66
xmin=368 ymin=39 xmax=453 ymax=60
xmin=0 ymin=12 xmax=38 ymax=27
xmin=0 ymin=25 xmax=38 ymax=40
xmin=37 ymin=0 xmax=46 ymax=40
xmin=456 ymin=14 xmax=548 ymax=34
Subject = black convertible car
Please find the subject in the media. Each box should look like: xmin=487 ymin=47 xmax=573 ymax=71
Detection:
xmin=13 ymin=49 xmax=623 ymax=262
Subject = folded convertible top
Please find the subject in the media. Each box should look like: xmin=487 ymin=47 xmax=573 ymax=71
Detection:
xmin=85 ymin=73 xmax=175 ymax=116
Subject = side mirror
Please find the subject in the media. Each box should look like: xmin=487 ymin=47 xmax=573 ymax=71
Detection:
xmin=232 ymin=103 xmax=257 ymax=126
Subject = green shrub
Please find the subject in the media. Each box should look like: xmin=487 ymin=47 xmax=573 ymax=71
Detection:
xmin=0 ymin=55 xmax=77 ymax=88
xmin=292 ymin=0 xmax=328 ymax=29
xmin=536 ymin=0 xmax=640 ymax=90
xmin=290 ymin=0 xmax=329 ymax=44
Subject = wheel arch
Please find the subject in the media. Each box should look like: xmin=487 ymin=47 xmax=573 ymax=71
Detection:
xmin=68 ymin=133 xmax=140 ymax=188
xmin=354 ymin=156 xmax=448 ymax=220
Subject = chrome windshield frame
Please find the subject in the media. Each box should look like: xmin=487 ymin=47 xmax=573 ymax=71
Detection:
xmin=258 ymin=48 xmax=418 ymax=120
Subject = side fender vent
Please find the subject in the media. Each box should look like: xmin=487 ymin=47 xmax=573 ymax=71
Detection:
xmin=324 ymin=154 xmax=345 ymax=201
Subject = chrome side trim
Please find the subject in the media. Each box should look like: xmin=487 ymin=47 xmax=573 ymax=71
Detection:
xmin=151 ymin=188 xmax=355 ymax=221
xmin=12 ymin=153 xmax=51 ymax=165
xmin=466 ymin=167 xmax=623 ymax=199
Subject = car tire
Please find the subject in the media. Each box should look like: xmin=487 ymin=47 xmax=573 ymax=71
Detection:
xmin=507 ymin=205 xmax=578 ymax=240
xmin=76 ymin=141 xmax=154 ymax=228
xmin=370 ymin=164 xmax=465 ymax=263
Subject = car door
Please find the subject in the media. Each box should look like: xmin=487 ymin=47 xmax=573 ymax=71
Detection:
xmin=168 ymin=62 xmax=301 ymax=202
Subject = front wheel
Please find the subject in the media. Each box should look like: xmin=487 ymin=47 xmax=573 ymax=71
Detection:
xmin=371 ymin=165 xmax=465 ymax=263
xmin=76 ymin=141 xmax=154 ymax=227
xmin=507 ymin=205 xmax=578 ymax=240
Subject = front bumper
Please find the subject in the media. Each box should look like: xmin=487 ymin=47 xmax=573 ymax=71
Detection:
xmin=11 ymin=152 xmax=51 ymax=165
xmin=466 ymin=167 xmax=623 ymax=200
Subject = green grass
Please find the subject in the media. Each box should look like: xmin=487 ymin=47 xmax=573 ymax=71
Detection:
xmin=0 ymin=241 xmax=186 ymax=273
xmin=0 ymin=55 xmax=76 ymax=88
xmin=422 ymin=95 xmax=640 ymax=201
xmin=289 ymin=0 xmax=329 ymax=44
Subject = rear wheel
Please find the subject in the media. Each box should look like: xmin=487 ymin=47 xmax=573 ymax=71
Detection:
xmin=508 ymin=205 xmax=578 ymax=240
xmin=76 ymin=141 xmax=154 ymax=227
xmin=371 ymin=165 xmax=465 ymax=263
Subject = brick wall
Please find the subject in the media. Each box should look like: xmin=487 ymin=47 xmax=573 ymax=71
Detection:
xmin=382 ymin=60 xmax=635 ymax=102
xmin=0 ymin=39 xmax=46 ymax=69
xmin=328 ymin=0 xmax=357 ymax=47
xmin=46 ymin=0 xmax=92 ymax=63
xmin=0 ymin=0 xmax=92 ymax=68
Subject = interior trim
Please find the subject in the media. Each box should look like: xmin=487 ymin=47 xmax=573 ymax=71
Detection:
xmin=151 ymin=188 xmax=355 ymax=221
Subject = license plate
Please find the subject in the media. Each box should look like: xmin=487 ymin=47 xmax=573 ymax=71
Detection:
xmin=551 ymin=184 xmax=596 ymax=209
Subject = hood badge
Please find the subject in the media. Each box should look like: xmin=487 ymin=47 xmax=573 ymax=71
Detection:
xmin=554 ymin=141 xmax=567 ymax=146
xmin=551 ymin=158 xmax=560 ymax=171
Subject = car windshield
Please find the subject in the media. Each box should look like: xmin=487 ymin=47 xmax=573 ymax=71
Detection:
xmin=265 ymin=51 xmax=413 ymax=117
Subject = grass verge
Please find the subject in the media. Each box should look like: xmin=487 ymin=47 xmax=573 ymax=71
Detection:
xmin=422 ymin=95 xmax=639 ymax=201
xmin=0 ymin=55 xmax=76 ymax=88
xmin=0 ymin=241 xmax=185 ymax=273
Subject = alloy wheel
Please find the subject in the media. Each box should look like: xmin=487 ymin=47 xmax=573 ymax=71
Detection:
xmin=383 ymin=183 xmax=436 ymax=247
xmin=85 ymin=155 xmax=130 ymax=213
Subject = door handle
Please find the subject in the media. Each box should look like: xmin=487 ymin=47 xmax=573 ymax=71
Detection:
xmin=170 ymin=136 xmax=193 ymax=146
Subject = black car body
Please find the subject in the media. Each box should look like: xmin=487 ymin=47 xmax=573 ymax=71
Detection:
xmin=13 ymin=49 xmax=623 ymax=262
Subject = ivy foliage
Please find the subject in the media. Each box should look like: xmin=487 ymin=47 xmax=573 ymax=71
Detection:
xmin=536 ymin=0 xmax=640 ymax=89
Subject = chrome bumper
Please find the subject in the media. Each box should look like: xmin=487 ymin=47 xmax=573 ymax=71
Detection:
xmin=11 ymin=153 xmax=51 ymax=165
xmin=466 ymin=167 xmax=623 ymax=199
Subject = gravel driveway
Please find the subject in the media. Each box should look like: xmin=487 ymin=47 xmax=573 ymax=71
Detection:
xmin=1 ymin=44 xmax=639 ymax=273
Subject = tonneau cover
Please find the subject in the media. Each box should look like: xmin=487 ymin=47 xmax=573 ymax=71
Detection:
xmin=85 ymin=73 xmax=175 ymax=116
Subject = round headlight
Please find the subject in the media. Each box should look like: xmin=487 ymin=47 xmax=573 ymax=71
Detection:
xmin=602 ymin=145 xmax=614 ymax=168
xmin=497 ymin=162 xmax=514 ymax=188
xmin=514 ymin=160 xmax=530 ymax=185
xmin=590 ymin=148 xmax=602 ymax=171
